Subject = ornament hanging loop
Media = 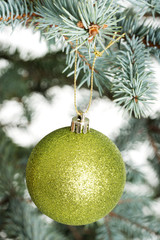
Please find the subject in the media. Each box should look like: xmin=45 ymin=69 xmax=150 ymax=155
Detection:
xmin=74 ymin=33 xmax=125 ymax=117
xmin=72 ymin=33 xmax=125 ymax=134
xmin=74 ymin=39 xmax=95 ymax=117
xmin=71 ymin=112 xmax=89 ymax=134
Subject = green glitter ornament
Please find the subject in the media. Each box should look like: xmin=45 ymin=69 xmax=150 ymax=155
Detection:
xmin=26 ymin=115 xmax=126 ymax=226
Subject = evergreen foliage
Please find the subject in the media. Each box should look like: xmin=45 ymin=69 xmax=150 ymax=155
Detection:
xmin=0 ymin=0 xmax=160 ymax=239
xmin=0 ymin=0 xmax=159 ymax=117
xmin=126 ymin=0 xmax=160 ymax=17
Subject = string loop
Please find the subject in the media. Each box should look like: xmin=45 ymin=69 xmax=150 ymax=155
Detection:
xmin=74 ymin=32 xmax=125 ymax=116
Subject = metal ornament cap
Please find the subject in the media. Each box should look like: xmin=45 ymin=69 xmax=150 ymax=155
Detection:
xmin=71 ymin=113 xmax=89 ymax=134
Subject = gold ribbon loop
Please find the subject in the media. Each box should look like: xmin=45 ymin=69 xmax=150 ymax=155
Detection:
xmin=74 ymin=33 xmax=125 ymax=116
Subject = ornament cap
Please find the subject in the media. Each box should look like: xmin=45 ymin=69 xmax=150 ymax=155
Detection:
xmin=71 ymin=113 xmax=89 ymax=134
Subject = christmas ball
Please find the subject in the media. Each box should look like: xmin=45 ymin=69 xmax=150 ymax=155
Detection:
xmin=26 ymin=127 xmax=125 ymax=225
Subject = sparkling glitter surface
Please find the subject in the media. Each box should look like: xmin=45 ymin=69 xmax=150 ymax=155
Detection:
xmin=26 ymin=127 xmax=126 ymax=225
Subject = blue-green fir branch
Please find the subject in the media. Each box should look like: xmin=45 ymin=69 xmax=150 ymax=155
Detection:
xmin=116 ymin=9 xmax=149 ymax=37
xmin=4 ymin=200 xmax=68 ymax=240
xmin=125 ymin=162 xmax=146 ymax=183
xmin=0 ymin=0 xmax=35 ymax=28
xmin=111 ymin=35 xmax=156 ymax=118
xmin=96 ymin=192 xmax=160 ymax=240
xmin=64 ymin=43 xmax=113 ymax=96
xmin=126 ymin=0 xmax=160 ymax=17
xmin=63 ymin=34 xmax=157 ymax=117
xmin=117 ymin=9 xmax=160 ymax=59
xmin=109 ymin=193 xmax=160 ymax=239
xmin=115 ymin=118 xmax=148 ymax=151
xmin=143 ymin=25 xmax=160 ymax=60
xmin=108 ymin=211 xmax=160 ymax=239
xmin=0 ymin=129 xmax=28 ymax=200
xmin=35 ymin=0 xmax=122 ymax=54
xmin=62 ymin=8 xmax=158 ymax=116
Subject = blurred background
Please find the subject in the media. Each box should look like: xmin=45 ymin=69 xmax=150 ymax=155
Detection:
xmin=0 ymin=25 xmax=160 ymax=240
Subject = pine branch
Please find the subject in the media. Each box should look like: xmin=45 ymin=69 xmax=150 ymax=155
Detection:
xmin=104 ymin=216 xmax=113 ymax=240
xmin=96 ymin=193 xmax=157 ymax=239
xmin=4 ymin=199 xmax=68 ymax=240
xmin=65 ymin=36 xmax=99 ymax=73
xmin=117 ymin=9 xmax=160 ymax=50
xmin=0 ymin=0 xmax=36 ymax=28
xmin=0 ymin=13 xmax=39 ymax=24
xmin=64 ymin=42 xmax=113 ymax=96
xmin=125 ymin=161 xmax=146 ymax=183
xmin=111 ymin=35 xmax=156 ymax=118
xmin=0 ymin=130 xmax=28 ymax=200
xmin=109 ymin=212 xmax=160 ymax=237
xmin=143 ymin=25 xmax=160 ymax=51
xmin=63 ymin=8 xmax=158 ymax=116
xmin=143 ymin=38 xmax=160 ymax=49
xmin=124 ymin=33 xmax=160 ymax=51
xmin=144 ymin=12 xmax=160 ymax=17
xmin=35 ymin=0 xmax=121 ymax=53
xmin=126 ymin=0 xmax=160 ymax=17
xmin=144 ymin=25 xmax=160 ymax=61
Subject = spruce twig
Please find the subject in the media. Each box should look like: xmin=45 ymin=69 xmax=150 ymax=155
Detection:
xmin=0 ymin=13 xmax=40 ymax=23
xmin=109 ymin=212 xmax=160 ymax=237
xmin=104 ymin=216 xmax=113 ymax=240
